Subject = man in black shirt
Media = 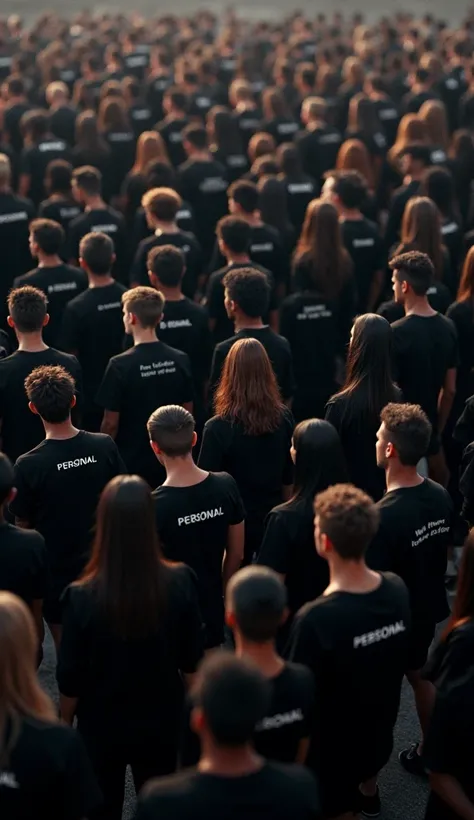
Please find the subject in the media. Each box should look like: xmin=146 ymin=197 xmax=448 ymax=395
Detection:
xmin=2 ymin=75 xmax=31 ymax=154
xmin=130 ymin=187 xmax=202 ymax=297
xmin=0 ymin=153 xmax=35 ymax=320
xmin=0 ymin=286 xmax=82 ymax=465
xmin=390 ymin=251 xmax=458 ymax=485
xmin=19 ymin=110 xmax=71 ymax=206
xmin=136 ymin=653 xmax=320 ymax=820
xmin=287 ymin=484 xmax=410 ymax=819
xmin=15 ymin=218 xmax=87 ymax=346
xmin=60 ymin=232 xmax=126 ymax=431
xmin=10 ymin=365 xmax=124 ymax=646
xmin=149 ymin=404 xmax=244 ymax=648
xmin=229 ymin=80 xmax=262 ymax=150
xmin=209 ymin=268 xmax=294 ymax=404
xmin=384 ymin=144 xmax=431 ymax=252
xmin=402 ymin=67 xmax=439 ymax=114
xmin=365 ymin=73 xmax=400 ymax=146
xmin=38 ymin=159 xmax=82 ymax=232
xmin=295 ymin=97 xmax=342 ymax=186
xmin=46 ymin=81 xmax=77 ymax=146
xmin=97 ymin=286 xmax=193 ymax=486
xmin=68 ymin=166 xmax=129 ymax=284
xmin=369 ymin=402 xmax=453 ymax=778
xmin=156 ymin=87 xmax=189 ymax=168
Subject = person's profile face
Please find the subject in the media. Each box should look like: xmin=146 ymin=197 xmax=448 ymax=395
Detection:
xmin=375 ymin=422 xmax=389 ymax=469
xmin=290 ymin=438 xmax=296 ymax=464
xmin=28 ymin=232 xmax=37 ymax=257
xmin=228 ymin=197 xmax=237 ymax=214
xmin=71 ymin=180 xmax=82 ymax=204
xmin=122 ymin=304 xmax=133 ymax=334
xmin=314 ymin=514 xmax=325 ymax=557
xmin=392 ymin=270 xmax=404 ymax=303
xmin=224 ymin=287 xmax=234 ymax=319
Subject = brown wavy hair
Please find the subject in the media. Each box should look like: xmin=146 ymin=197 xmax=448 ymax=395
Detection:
xmin=294 ymin=199 xmax=351 ymax=299
xmin=457 ymin=245 xmax=474 ymax=302
xmin=336 ymin=138 xmax=374 ymax=189
xmin=214 ymin=338 xmax=284 ymax=435
xmin=388 ymin=114 xmax=428 ymax=169
xmin=397 ymin=196 xmax=444 ymax=280
xmin=419 ymin=99 xmax=449 ymax=151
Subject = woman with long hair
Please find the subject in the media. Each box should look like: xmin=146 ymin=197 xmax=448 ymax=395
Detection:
xmin=97 ymin=97 xmax=135 ymax=197
xmin=419 ymin=166 xmax=463 ymax=279
xmin=258 ymin=419 xmax=348 ymax=618
xmin=388 ymin=113 xmax=428 ymax=172
xmin=261 ymin=87 xmax=299 ymax=145
xmin=0 ymin=591 xmax=100 ymax=817
xmin=199 ymin=338 xmax=294 ymax=562
xmin=207 ymin=105 xmax=249 ymax=181
xmin=395 ymin=196 xmax=454 ymax=300
xmin=422 ymin=532 xmax=474 ymax=820
xmin=276 ymin=142 xmax=317 ymax=233
xmin=336 ymin=138 xmax=378 ymax=218
xmin=72 ymin=110 xmax=111 ymax=197
xmin=121 ymin=131 xmax=170 ymax=226
xmin=57 ymin=475 xmax=203 ymax=820
xmin=419 ymin=99 xmax=449 ymax=164
xmin=325 ymin=314 xmax=401 ymax=500
xmin=449 ymin=129 xmax=474 ymax=228
xmin=346 ymin=93 xmax=387 ymax=163
xmin=248 ymin=131 xmax=276 ymax=166
xmin=258 ymin=175 xmax=296 ymax=253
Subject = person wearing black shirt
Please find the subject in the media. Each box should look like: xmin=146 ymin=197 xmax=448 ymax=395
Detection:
xmin=68 ymin=165 xmax=129 ymax=284
xmin=389 ymin=251 xmax=458 ymax=486
xmin=368 ymin=402 xmax=453 ymax=777
xmin=295 ymin=97 xmax=342 ymax=186
xmin=2 ymin=75 xmax=31 ymax=154
xmin=123 ymin=76 xmax=154 ymax=138
xmin=19 ymin=110 xmax=70 ymax=206
xmin=97 ymin=286 xmax=193 ymax=487
xmin=177 ymin=124 xmax=228 ymax=260
xmin=277 ymin=144 xmax=317 ymax=234
xmin=0 ymin=286 xmax=82 ymax=465
xmin=60 ymin=232 xmax=126 ymax=431
xmin=0 ymin=591 xmax=101 ymax=820
xmin=46 ymin=81 xmax=77 ymax=146
xmin=130 ymin=187 xmax=202 ymax=297
xmin=10 ymin=365 xmax=125 ymax=646
xmin=384 ymin=144 xmax=431 ymax=252
xmin=14 ymin=218 xmax=87 ymax=346
xmin=136 ymin=652 xmax=320 ymax=820
xmin=156 ymin=87 xmax=189 ymax=168
xmin=57 ymin=474 xmax=204 ymax=820
xmin=287 ymin=483 xmax=410 ymax=820
xmin=365 ymin=73 xmax=400 ymax=147
xmin=0 ymin=154 xmax=35 ymax=320
xmin=402 ymin=68 xmax=439 ymax=115
xmin=149 ymin=405 xmax=244 ymax=648
xmin=206 ymin=216 xmax=278 ymax=344
xmin=209 ymin=267 xmax=294 ymax=403
xmin=229 ymin=80 xmax=263 ymax=151
xmin=38 ymin=159 xmax=82 ymax=233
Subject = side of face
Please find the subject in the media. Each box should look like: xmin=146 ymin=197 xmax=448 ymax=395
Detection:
xmin=321 ymin=176 xmax=337 ymax=202
xmin=224 ymin=286 xmax=235 ymax=319
xmin=391 ymin=268 xmax=407 ymax=304
xmin=314 ymin=513 xmax=331 ymax=560
xmin=122 ymin=303 xmax=133 ymax=334
xmin=376 ymin=421 xmax=394 ymax=468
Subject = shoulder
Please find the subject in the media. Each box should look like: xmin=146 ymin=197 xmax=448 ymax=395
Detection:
xmin=424 ymin=477 xmax=453 ymax=506
xmin=158 ymin=342 xmax=191 ymax=366
xmin=263 ymin=761 xmax=319 ymax=796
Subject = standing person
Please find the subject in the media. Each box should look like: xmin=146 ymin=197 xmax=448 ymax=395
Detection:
xmin=258 ymin=420 xmax=347 ymax=622
xmin=59 ymin=232 xmax=127 ymax=432
xmin=389 ymin=251 xmax=458 ymax=486
xmin=10 ymin=365 xmax=125 ymax=648
xmin=369 ymin=402 xmax=453 ymax=776
xmin=422 ymin=531 xmax=474 ymax=820
xmin=0 ymin=287 xmax=82 ymax=465
xmin=68 ymin=166 xmax=129 ymax=285
xmin=96 ymin=287 xmax=193 ymax=487
xmin=72 ymin=111 xmax=111 ymax=193
xmin=384 ymin=144 xmax=431 ymax=252
xmin=200 ymin=338 xmax=294 ymax=563
xmin=209 ymin=268 xmax=294 ymax=405
xmin=419 ymin=166 xmax=464 ymax=283
xmin=149 ymin=405 xmax=244 ymax=650
xmin=14 ymin=218 xmax=87 ymax=346
xmin=136 ymin=653 xmax=320 ymax=820
xmin=97 ymin=97 xmax=135 ymax=198
xmin=447 ymin=247 xmax=474 ymax=419
xmin=2 ymin=75 xmax=31 ymax=154
xmin=19 ymin=110 xmax=70 ymax=206
xmin=326 ymin=314 xmax=402 ymax=501
xmin=287 ymin=484 xmax=411 ymax=820
xmin=207 ymin=106 xmax=249 ymax=182
xmin=0 ymin=592 xmax=101 ymax=818
xmin=0 ymin=153 xmax=35 ymax=321
xmin=276 ymin=144 xmax=317 ymax=234
xmin=57 ymin=475 xmax=204 ymax=820
xmin=295 ymin=97 xmax=342 ymax=186
xmin=155 ymin=87 xmax=189 ymax=168
xmin=38 ymin=159 xmax=82 ymax=233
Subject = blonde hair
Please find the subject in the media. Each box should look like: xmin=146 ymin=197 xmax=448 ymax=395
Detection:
xmin=0 ymin=592 xmax=56 ymax=765
xmin=132 ymin=131 xmax=170 ymax=175
xmin=419 ymin=99 xmax=449 ymax=151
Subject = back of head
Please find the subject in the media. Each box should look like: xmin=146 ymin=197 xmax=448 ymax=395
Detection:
xmin=183 ymin=124 xmax=208 ymax=152
xmin=336 ymin=138 xmax=373 ymax=188
xmin=419 ymin=166 xmax=454 ymax=215
xmin=30 ymin=218 xmax=64 ymax=256
xmin=332 ymin=169 xmax=367 ymax=210
xmin=297 ymin=198 xmax=347 ymax=299
xmin=228 ymin=179 xmax=259 ymax=214
xmin=227 ymin=566 xmax=287 ymax=642
xmin=192 ymin=652 xmax=270 ymax=747
xmin=315 ymin=483 xmax=379 ymax=561
xmin=8 ymin=286 xmax=47 ymax=334
xmin=122 ymin=286 xmax=164 ymax=329
xmin=21 ymin=109 xmax=49 ymax=142
xmin=341 ymin=313 xmax=396 ymax=419
xmin=142 ymin=186 xmax=181 ymax=222
xmin=79 ymin=231 xmax=114 ymax=275
xmin=277 ymin=142 xmax=301 ymax=176
xmin=145 ymin=161 xmax=176 ymax=191
xmin=25 ymin=364 xmax=75 ymax=423
xmin=45 ymin=159 xmax=73 ymax=195
xmin=72 ymin=165 xmax=102 ymax=198
xmin=258 ymin=176 xmax=291 ymax=232
xmin=292 ymin=418 xmax=348 ymax=503
xmin=223 ymin=267 xmax=270 ymax=318
xmin=147 ymin=245 xmax=185 ymax=288
xmin=302 ymin=96 xmax=327 ymax=122
xmin=147 ymin=404 xmax=195 ymax=456
xmin=217 ymin=215 xmax=251 ymax=255
xmin=380 ymin=402 xmax=432 ymax=466
xmin=389 ymin=249 xmax=434 ymax=296
xmin=0 ymin=453 xmax=14 ymax=507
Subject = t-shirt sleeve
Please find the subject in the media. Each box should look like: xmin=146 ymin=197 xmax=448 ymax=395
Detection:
xmin=198 ymin=420 xmax=227 ymax=472
xmin=19 ymin=147 xmax=33 ymax=176
xmin=448 ymin=322 xmax=459 ymax=369
xmin=177 ymin=354 xmax=194 ymax=405
xmin=297 ymin=666 xmax=316 ymax=737
xmin=95 ymin=360 xmax=124 ymax=411
xmin=258 ymin=511 xmax=292 ymax=575
xmin=209 ymin=344 xmax=227 ymax=396
xmin=453 ymin=400 xmax=474 ymax=447
xmin=106 ymin=437 xmax=127 ymax=476
xmin=60 ymin=728 xmax=103 ymax=820
xmin=224 ymin=474 xmax=245 ymax=524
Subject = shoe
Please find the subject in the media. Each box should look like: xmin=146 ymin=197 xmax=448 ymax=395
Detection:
xmin=358 ymin=785 xmax=381 ymax=817
xmin=399 ymin=742 xmax=427 ymax=776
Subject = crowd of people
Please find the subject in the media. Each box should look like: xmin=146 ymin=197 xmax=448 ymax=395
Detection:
xmin=1 ymin=6 xmax=474 ymax=820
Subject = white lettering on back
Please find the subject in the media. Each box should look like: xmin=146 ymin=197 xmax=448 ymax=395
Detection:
xmin=57 ymin=456 xmax=98 ymax=471
xmin=177 ymin=508 xmax=224 ymax=526
xmin=353 ymin=620 xmax=406 ymax=648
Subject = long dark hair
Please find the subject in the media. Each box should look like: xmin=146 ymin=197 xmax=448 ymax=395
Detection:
xmin=443 ymin=530 xmax=474 ymax=639
xmin=294 ymin=199 xmax=351 ymax=299
xmin=207 ymin=106 xmax=244 ymax=155
xmin=398 ymin=196 xmax=445 ymax=281
xmin=289 ymin=419 xmax=348 ymax=506
xmin=75 ymin=110 xmax=109 ymax=154
xmin=258 ymin=176 xmax=293 ymax=235
xmin=78 ymin=475 xmax=166 ymax=639
xmin=332 ymin=314 xmax=398 ymax=421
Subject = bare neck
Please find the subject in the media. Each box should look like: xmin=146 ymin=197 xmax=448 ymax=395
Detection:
xmin=198 ymin=742 xmax=263 ymax=778
xmin=325 ymin=558 xmax=381 ymax=596
xmin=132 ymin=327 xmax=159 ymax=345
xmin=85 ymin=196 xmax=106 ymax=211
xmin=403 ymin=295 xmax=436 ymax=317
xmin=88 ymin=273 xmax=115 ymax=287
xmin=43 ymin=420 xmax=80 ymax=440
xmin=385 ymin=462 xmax=424 ymax=493
xmin=234 ymin=635 xmax=284 ymax=678
xmin=162 ymin=453 xmax=208 ymax=487
xmin=16 ymin=332 xmax=48 ymax=353
xmin=37 ymin=253 xmax=62 ymax=268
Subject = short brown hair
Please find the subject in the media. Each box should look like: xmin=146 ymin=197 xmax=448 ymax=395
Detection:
xmin=380 ymin=402 xmax=432 ymax=466
xmin=141 ymin=187 xmax=182 ymax=221
xmin=122 ymin=286 xmax=164 ymax=328
xmin=25 ymin=365 xmax=75 ymax=423
xmin=147 ymin=405 xmax=195 ymax=456
xmin=8 ymin=287 xmax=47 ymax=332
xmin=315 ymin=483 xmax=380 ymax=560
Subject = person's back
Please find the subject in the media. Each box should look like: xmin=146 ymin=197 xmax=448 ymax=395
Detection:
xmin=0 ymin=155 xmax=35 ymax=318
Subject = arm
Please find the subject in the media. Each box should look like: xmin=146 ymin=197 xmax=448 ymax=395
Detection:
xmin=429 ymin=773 xmax=474 ymax=820
xmin=222 ymin=521 xmax=245 ymax=590
xmin=295 ymin=737 xmax=310 ymax=765
xmin=60 ymin=694 xmax=79 ymax=726
xmin=438 ymin=368 xmax=456 ymax=434
xmin=100 ymin=410 xmax=120 ymax=439
xmin=30 ymin=599 xmax=44 ymax=644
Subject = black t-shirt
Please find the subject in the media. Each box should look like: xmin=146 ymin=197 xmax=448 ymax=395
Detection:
xmin=59 ymin=282 xmax=127 ymax=415
xmin=3 ymin=101 xmax=31 ymax=154
xmin=131 ymin=203 xmax=195 ymax=254
xmin=0 ymin=522 xmax=49 ymax=606
xmin=211 ymin=146 xmax=249 ymax=183
xmin=49 ymin=104 xmax=77 ymax=145
xmin=123 ymin=50 xmax=149 ymax=80
xmin=14 ymin=265 xmax=88 ymax=347
xmin=340 ymin=218 xmax=384 ymax=312
xmin=232 ymin=108 xmax=262 ymax=149
xmin=446 ymin=299 xmax=474 ymax=404
xmin=20 ymin=138 xmax=71 ymax=205
xmin=258 ymin=500 xmax=329 ymax=616
xmin=10 ymin=431 xmax=125 ymax=586
xmin=177 ymin=158 xmax=228 ymax=253
xmin=281 ymin=174 xmax=318 ymax=233
xmin=57 ymin=562 xmax=203 ymax=737
xmin=136 ymin=762 xmax=320 ymax=820
xmin=264 ymin=116 xmax=300 ymax=145
xmin=206 ymin=262 xmax=277 ymax=345
xmin=0 ymin=348 xmax=82 ymax=464
xmin=37 ymin=197 xmax=82 ymax=233
xmin=0 ymin=193 xmax=35 ymax=311
xmin=198 ymin=410 xmax=294 ymax=517
xmin=291 ymin=255 xmax=356 ymax=346
xmin=287 ymin=573 xmax=410 ymax=771
xmin=391 ymin=313 xmax=458 ymax=441
xmin=0 ymin=715 xmax=101 ymax=820
xmin=158 ymin=298 xmax=211 ymax=396
xmin=378 ymin=280 xmax=453 ymax=323
xmin=368 ymin=479 xmax=453 ymax=625
xmin=210 ymin=327 xmax=295 ymax=402
xmin=153 ymin=472 xmax=244 ymax=647
xmin=208 ymin=224 xmax=288 ymax=291
xmin=103 ymin=130 xmax=135 ymax=196
xmin=384 ymin=179 xmax=420 ymax=251
xmin=156 ymin=116 xmax=189 ymax=167
xmin=130 ymin=230 xmax=202 ymax=298
xmin=146 ymin=74 xmax=172 ymax=121
xmin=374 ymin=97 xmax=400 ymax=145
xmin=295 ymin=126 xmax=342 ymax=184
xmin=96 ymin=340 xmax=193 ymax=485
xmin=129 ymin=102 xmax=154 ymax=137
xmin=67 ymin=207 xmax=129 ymax=284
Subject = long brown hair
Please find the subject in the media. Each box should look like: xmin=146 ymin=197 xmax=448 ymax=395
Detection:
xmin=336 ymin=138 xmax=374 ymax=189
xmin=132 ymin=131 xmax=169 ymax=174
xmin=347 ymin=93 xmax=380 ymax=139
xmin=443 ymin=530 xmax=474 ymax=639
xmin=75 ymin=110 xmax=109 ymax=154
xmin=214 ymin=338 xmax=284 ymax=435
xmin=457 ymin=246 xmax=474 ymax=302
xmin=98 ymin=97 xmax=130 ymax=133
xmin=78 ymin=475 xmax=166 ymax=639
xmin=398 ymin=196 xmax=444 ymax=280
xmin=0 ymin=592 xmax=56 ymax=764
xmin=419 ymin=99 xmax=449 ymax=151
xmin=388 ymin=114 xmax=427 ymax=168
xmin=295 ymin=199 xmax=351 ymax=299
